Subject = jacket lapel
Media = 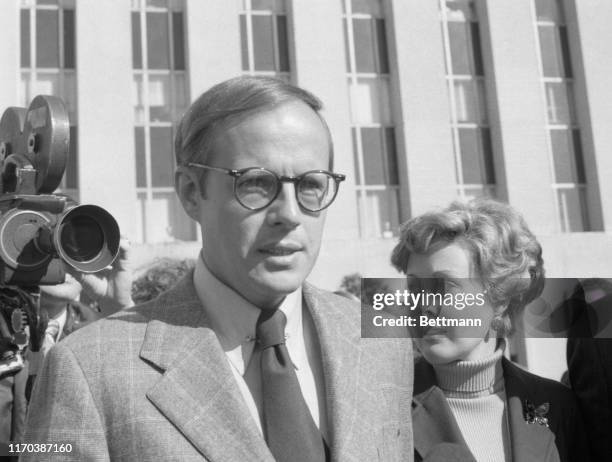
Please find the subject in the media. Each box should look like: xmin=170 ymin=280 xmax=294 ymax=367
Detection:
xmin=503 ymin=359 xmax=559 ymax=462
xmin=412 ymin=358 xmax=560 ymax=462
xmin=303 ymin=283 xmax=361 ymax=461
xmin=140 ymin=275 xmax=273 ymax=462
xmin=412 ymin=360 xmax=469 ymax=458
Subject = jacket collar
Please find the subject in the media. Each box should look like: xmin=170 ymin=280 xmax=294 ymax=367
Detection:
xmin=138 ymin=274 xmax=363 ymax=462
xmin=139 ymin=273 xmax=273 ymax=461
xmin=412 ymin=357 xmax=558 ymax=462
xmin=412 ymin=359 xmax=469 ymax=458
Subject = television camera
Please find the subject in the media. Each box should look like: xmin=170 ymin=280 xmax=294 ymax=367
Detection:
xmin=0 ymin=95 xmax=120 ymax=373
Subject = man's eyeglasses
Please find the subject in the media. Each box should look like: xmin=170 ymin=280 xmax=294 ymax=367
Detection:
xmin=188 ymin=163 xmax=346 ymax=212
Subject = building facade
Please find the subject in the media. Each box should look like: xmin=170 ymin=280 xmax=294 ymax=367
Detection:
xmin=1 ymin=0 xmax=612 ymax=378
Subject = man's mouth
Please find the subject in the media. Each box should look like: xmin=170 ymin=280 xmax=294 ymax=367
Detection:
xmin=259 ymin=243 xmax=303 ymax=256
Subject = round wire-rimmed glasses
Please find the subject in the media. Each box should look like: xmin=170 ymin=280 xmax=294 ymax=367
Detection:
xmin=188 ymin=162 xmax=346 ymax=212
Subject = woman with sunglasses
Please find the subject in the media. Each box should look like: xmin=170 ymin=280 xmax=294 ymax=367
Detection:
xmin=391 ymin=199 xmax=589 ymax=462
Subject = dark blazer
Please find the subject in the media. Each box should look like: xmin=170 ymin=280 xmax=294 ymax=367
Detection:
xmin=412 ymin=357 xmax=589 ymax=462
xmin=567 ymin=338 xmax=612 ymax=460
xmin=565 ymin=283 xmax=612 ymax=461
xmin=23 ymin=275 xmax=414 ymax=461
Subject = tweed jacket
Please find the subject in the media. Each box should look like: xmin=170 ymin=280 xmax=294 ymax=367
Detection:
xmin=412 ymin=357 xmax=589 ymax=462
xmin=22 ymin=274 xmax=413 ymax=462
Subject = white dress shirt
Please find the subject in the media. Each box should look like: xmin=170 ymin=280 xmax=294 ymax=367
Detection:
xmin=193 ymin=254 xmax=328 ymax=439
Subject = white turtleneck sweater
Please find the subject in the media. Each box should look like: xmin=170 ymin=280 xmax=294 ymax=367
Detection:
xmin=432 ymin=346 xmax=512 ymax=462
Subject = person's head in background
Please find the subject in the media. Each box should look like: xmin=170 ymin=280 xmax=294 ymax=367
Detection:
xmin=391 ymin=198 xmax=545 ymax=365
xmin=131 ymin=258 xmax=195 ymax=305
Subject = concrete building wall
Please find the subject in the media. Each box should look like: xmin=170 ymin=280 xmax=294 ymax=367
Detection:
xmin=388 ymin=0 xmax=457 ymax=219
xmin=75 ymin=0 xmax=137 ymax=236
xmin=571 ymin=0 xmax=612 ymax=232
xmin=483 ymin=0 xmax=558 ymax=235
xmin=0 ymin=1 xmax=20 ymax=110
xmin=290 ymin=0 xmax=359 ymax=244
xmin=185 ymin=0 xmax=241 ymax=98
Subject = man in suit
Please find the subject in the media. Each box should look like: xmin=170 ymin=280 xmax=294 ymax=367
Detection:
xmin=23 ymin=76 xmax=413 ymax=461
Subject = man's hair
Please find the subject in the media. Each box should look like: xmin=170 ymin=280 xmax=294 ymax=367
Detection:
xmin=391 ymin=199 xmax=545 ymax=336
xmin=174 ymin=76 xmax=334 ymax=172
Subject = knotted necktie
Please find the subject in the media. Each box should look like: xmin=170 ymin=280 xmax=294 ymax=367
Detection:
xmin=257 ymin=309 xmax=326 ymax=462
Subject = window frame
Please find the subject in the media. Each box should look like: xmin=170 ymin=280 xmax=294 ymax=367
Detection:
xmin=131 ymin=0 xmax=193 ymax=242
xmin=439 ymin=0 xmax=496 ymax=200
xmin=240 ymin=0 xmax=291 ymax=79
xmin=534 ymin=0 xmax=589 ymax=232
xmin=344 ymin=0 xmax=400 ymax=238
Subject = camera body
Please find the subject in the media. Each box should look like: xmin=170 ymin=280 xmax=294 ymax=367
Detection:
xmin=0 ymin=95 xmax=120 ymax=359
xmin=0 ymin=95 xmax=120 ymax=285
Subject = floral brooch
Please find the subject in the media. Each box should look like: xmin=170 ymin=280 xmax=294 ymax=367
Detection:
xmin=524 ymin=400 xmax=550 ymax=427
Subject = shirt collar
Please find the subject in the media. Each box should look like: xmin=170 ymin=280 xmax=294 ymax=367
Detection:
xmin=51 ymin=307 xmax=68 ymax=342
xmin=193 ymin=253 xmax=303 ymax=373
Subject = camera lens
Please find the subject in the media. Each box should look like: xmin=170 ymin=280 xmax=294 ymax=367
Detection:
xmin=54 ymin=204 xmax=120 ymax=272
xmin=59 ymin=215 xmax=104 ymax=262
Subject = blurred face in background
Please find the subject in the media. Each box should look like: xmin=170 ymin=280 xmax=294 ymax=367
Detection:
xmin=407 ymin=241 xmax=496 ymax=365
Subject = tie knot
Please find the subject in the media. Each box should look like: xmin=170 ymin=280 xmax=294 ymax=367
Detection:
xmin=256 ymin=309 xmax=287 ymax=349
xmin=46 ymin=319 xmax=60 ymax=341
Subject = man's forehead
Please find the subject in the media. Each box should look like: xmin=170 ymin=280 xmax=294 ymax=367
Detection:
xmin=207 ymin=102 xmax=330 ymax=162
xmin=223 ymin=100 xmax=326 ymax=136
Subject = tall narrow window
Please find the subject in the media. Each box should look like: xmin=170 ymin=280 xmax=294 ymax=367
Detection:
xmin=20 ymin=0 xmax=78 ymax=197
xmin=240 ymin=0 xmax=290 ymax=80
xmin=535 ymin=0 xmax=589 ymax=231
xmin=343 ymin=0 xmax=400 ymax=238
xmin=131 ymin=0 xmax=194 ymax=243
xmin=440 ymin=0 xmax=496 ymax=199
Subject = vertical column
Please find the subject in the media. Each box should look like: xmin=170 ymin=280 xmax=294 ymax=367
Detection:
xmin=0 ymin=1 xmax=20 ymax=109
xmin=569 ymin=0 xmax=612 ymax=231
xmin=387 ymin=0 xmax=457 ymax=217
xmin=482 ymin=0 xmax=557 ymax=234
xmin=185 ymin=0 xmax=241 ymax=98
xmin=75 ymin=0 xmax=137 ymax=237
xmin=289 ymin=0 xmax=359 ymax=240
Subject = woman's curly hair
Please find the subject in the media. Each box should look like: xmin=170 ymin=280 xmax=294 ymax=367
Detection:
xmin=391 ymin=199 xmax=545 ymax=336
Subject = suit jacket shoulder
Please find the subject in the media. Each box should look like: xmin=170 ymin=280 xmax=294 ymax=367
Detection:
xmin=25 ymin=276 xmax=415 ymax=462
xmin=302 ymin=281 xmax=415 ymax=461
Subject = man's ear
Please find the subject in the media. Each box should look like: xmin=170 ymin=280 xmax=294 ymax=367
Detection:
xmin=175 ymin=166 xmax=204 ymax=221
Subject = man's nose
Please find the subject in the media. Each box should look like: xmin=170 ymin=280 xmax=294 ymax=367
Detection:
xmin=266 ymin=182 xmax=300 ymax=227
